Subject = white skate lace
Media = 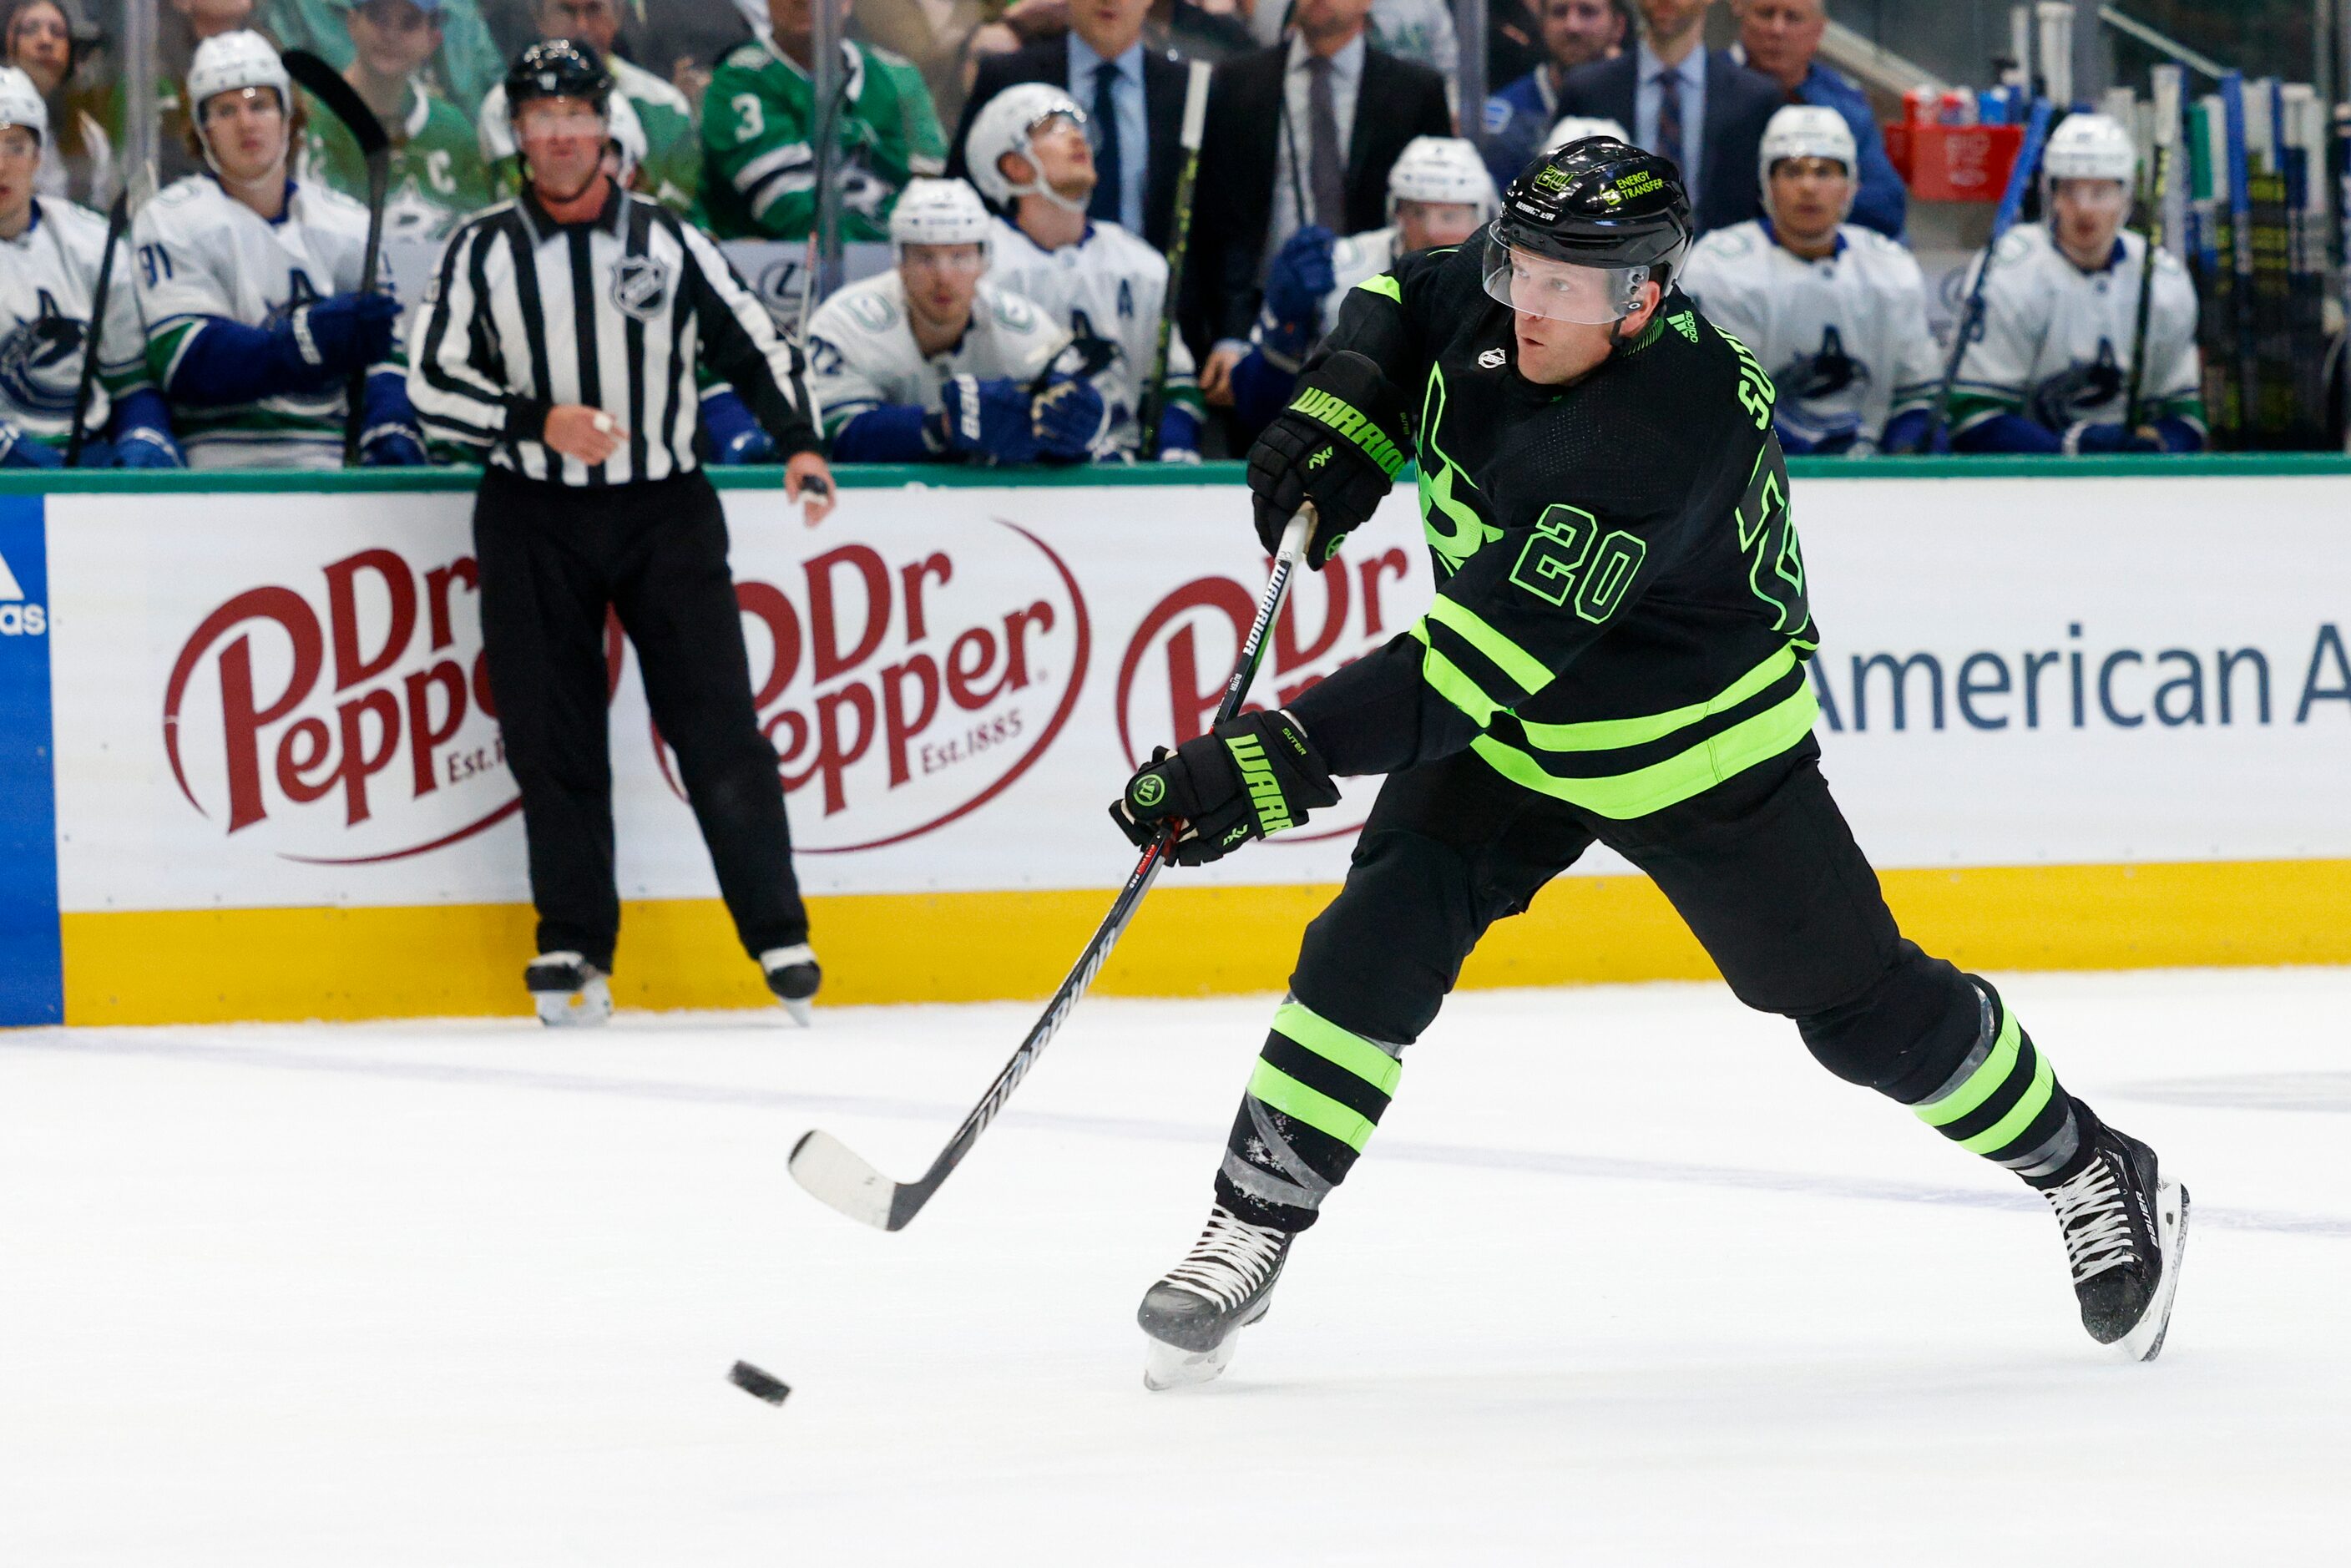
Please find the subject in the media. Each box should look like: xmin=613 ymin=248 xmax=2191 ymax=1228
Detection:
xmin=1161 ymin=1206 xmax=1287 ymax=1310
xmin=2045 ymin=1156 xmax=2140 ymax=1283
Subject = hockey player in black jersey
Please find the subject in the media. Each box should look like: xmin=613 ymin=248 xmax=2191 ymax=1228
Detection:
xmin=1111 ymin=139 xmax=2189 ymax=1390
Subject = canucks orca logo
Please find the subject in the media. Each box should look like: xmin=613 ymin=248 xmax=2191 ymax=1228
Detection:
xmin=2030 ymin=338 xmax=2126 ymax=431
xmin=1771 ymin=324 xmax=1868 ymax=454
xmin=0 ymin=291 xmax=97 ymax=423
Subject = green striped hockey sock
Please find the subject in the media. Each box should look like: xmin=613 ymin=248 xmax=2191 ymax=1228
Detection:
xmin=1909 ymin=984 xmax=2087 ymax=1189
xmin=1212 ymin=996 xmax=1404 ymax=1232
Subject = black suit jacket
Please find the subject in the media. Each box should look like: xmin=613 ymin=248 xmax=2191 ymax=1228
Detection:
xmin=947 ymin=37 xmax=1194 ymax=252
xmin=1555 ymin=48 xmax=1784 ymax=235
xmin=1191 ymin=42 xmax=1454 ymax=344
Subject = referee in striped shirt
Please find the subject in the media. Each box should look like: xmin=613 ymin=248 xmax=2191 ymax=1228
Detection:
xmin=409 ymin=39 xmax=836 ymax=1029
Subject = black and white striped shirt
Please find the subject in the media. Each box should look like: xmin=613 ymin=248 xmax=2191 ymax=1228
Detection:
xmin=408 ymin=185 xmax=821 ymax=485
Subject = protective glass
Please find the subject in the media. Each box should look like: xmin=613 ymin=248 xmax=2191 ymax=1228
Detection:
xmin=1481 ymin=235 xmax=1651 ymax=324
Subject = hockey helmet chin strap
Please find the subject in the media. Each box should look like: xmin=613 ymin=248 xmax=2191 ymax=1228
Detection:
xmin=1004 ymin=116 xmax=1090 ymax=217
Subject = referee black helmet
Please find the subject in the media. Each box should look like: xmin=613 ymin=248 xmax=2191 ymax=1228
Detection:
xmin=1490 ymin=138 xmax=1694 ymax=291
xmin=506 ymin=38 xmax=614 ymax=116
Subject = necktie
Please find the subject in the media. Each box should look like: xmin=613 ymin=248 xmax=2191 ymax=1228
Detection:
xmin=1655 ymin=68 xmax=1685 ymax=175
xmin=1306 ymin=55 xmax=1346 ymax=231
xmin=1089 ymin=60 xmax=1124 ymax=225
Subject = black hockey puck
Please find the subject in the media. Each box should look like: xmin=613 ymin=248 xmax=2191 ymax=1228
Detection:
xmin=729 ymin=1360 xmax=791 ymax=1405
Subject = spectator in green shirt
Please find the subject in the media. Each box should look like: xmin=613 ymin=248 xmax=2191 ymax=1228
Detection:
xmin=301 ymin=0 xmax=490 ymax=240
xmin=263 ymin=0 xmax=504 ymax=117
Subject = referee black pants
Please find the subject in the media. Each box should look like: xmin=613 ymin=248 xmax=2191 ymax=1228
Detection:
xmin=475 ymin=466 xmax=808 ymax=974
xmin=1213 ymin=738 xmax=2092 ymax=1232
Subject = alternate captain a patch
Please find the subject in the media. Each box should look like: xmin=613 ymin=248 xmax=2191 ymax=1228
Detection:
xmin=610 ymin=256 xmax=673 ymax=322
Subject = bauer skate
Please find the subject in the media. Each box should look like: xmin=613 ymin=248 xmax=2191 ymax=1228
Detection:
xmin=526 ymin=952 xmax=612 ymax=1028
xmin=2043 ymin=1118 xmax=2189 ymax=1360
xmin=760 ymin=944 xmax=821 ymax=1026
xmin=1137 ymin=1205 xmax=1292 ymax=1390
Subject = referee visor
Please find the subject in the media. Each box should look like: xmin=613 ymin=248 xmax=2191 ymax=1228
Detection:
xmin=1480 ymin=223 xmax=1656 ymax=325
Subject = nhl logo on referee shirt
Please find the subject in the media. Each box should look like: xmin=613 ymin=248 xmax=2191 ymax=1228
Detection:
xmin=610 ymin=256 xmax=673 ymax=322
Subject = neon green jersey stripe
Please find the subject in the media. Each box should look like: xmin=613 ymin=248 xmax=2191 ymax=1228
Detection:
xmin=1516 ymin=645 xmax=1797 ymax=753
xmin=1409 ymin=626 xmax=1503 ymax=725
xmin=1958 ymin=1047 xmax=2056 ymax=1155
xmin=1272 ymin=1001 xmax=1402 ymax=1095
xmin=1247 ymin=1060 xmax=1376 ymax=1151
xmin=1355 ymin=274 xmax=1403 ymax=301
xmin=1423 ymin=596 xmax=1553 ymax=695
xmin=1914 ymin=1006 xmax=2024 ymax=1129
xmin=1469 ymin=682 xmax=1818 ymax=820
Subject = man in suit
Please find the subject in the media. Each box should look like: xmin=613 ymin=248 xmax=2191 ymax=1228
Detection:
xmin=1554 ymin=0 xmax=1782 ymax=234
xmin=947 ymin=0 xmax=1191 ymax=251
xmin=1189 ymin=0 xmax=1452 ymax=404
xmin=1733 ymin=0 xmax=1906 ymax=239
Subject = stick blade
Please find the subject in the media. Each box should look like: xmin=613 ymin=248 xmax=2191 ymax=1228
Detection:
xmin=281 ymin=48 xmax=392 ymax=159
xmin=789 ymin=1129 xmax=914 ymax=1231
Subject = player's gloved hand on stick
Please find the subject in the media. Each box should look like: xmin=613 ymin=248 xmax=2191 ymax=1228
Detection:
xmin=700 ymin=387 xmax=777 ymax=463
xmin=2065 ymin=421 xmax=2161 ymax=455
xmin=1248 ymin=350 xmax=1410 ymax=569
xmin=1030 ymin=373 xmax=1106 ymax=461
xmin=936 ymin=373 xmax=1044 ymax=464
xmin=291 ymin=291 xmax=402 ymax=375
xmin=0 ymin=421 xmax=63 ymax=468
xmin=1262 ymin=224 xmax=1337 ymax=328
xmin=112 ymin=427 xmax=183 ymax=468
xmin=1111 ymin=710 xmax=1339 ymax=867
xmin=360 ymin=422 xmax=430 ymax=467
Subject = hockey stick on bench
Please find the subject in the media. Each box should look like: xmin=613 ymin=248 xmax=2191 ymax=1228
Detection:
xmin=281 ymin=49 xmax=391 ymax=468
xmin=790 ymin=506 xmax=1318 ymax=1231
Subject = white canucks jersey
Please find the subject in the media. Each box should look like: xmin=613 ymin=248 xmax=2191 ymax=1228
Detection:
xmin=1948 ymin=223 xmax=2203 ymax=437
xmin=803 ymin=270 xmax=1067 ymax=438
xmin=132 ymin=175 xmax=396 ymax=469
xmin=983 ymin=218 xmax=1201 ymax=456
xmin=0 ymin=198 xmax=149 ymax=444
xmin=1680 ymin=220 xmax=1940 ymax=454
xmin=1322 ymin=225 xmax=1399 ymax=327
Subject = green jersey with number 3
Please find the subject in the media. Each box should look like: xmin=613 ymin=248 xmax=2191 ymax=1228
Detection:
xmin=700 ymin=34 xmax=947 ymax=242
xmin=1283 ymin=244 xmax=1821 ymax=822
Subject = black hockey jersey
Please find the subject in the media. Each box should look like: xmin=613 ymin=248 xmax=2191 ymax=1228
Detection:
xmin=1287 ymin=244 xmax=1818 ymax=821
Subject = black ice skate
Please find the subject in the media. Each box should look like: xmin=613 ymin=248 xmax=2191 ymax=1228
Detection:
xmin=526 ymin=952 xmax=611 ymax=1029
xmin=2042 ymin=1120 xmax=2189 ymax=1360
xmin=760 ymin=944 xmax=821 ymax=1026
xmin=1137 ymin=1205 xmax=1292 ymax=1390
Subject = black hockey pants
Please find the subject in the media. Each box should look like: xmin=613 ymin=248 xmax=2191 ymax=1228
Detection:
xmin=474 ymin=466 xmax=808 ymax=973
xmin=1214 ymin=738 xmax=2091 ymax=1232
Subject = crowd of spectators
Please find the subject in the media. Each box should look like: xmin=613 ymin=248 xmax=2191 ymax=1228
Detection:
xmin=0 ymin=0 xmax=2219 ymax=473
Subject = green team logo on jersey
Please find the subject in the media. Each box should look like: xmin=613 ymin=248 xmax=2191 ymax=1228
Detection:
xmin=1417 ymin=367 xmax=1503 ymax=575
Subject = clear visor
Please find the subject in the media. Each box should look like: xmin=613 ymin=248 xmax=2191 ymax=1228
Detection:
xmin=517 ymin=110 xmax=610 ymax=144
xmin=1481 ymin=234 xmax=1651 ymax=324
xmin=2046 ymin=176 xmax=2130 ymax=214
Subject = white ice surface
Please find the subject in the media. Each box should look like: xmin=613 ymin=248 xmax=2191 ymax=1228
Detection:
xmin=3 ymin=969 xmax=2346 ymax=1565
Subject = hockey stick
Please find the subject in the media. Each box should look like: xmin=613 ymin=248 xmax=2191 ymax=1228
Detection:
xmin=1924 ymin=98 xmax=2054 ymax=449
xmin=2219 ymin=73 xmax=2257 ymax=443
xmin=2123 ymin=66 xmax=2182 ymax=432
xmin=281 ymin=50 xmax=391 ymax=468
xmin=793 ymin=63 xmax=855 ymax=336
xmin=790 ymin=507 xmax=1319 ymax=1231
xmin=1138 ymin=60 xmax=1211 ymax=460
xmin=63 ymin=190 xmax=129 ymax=467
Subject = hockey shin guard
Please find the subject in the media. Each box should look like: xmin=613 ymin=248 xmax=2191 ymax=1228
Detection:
xmin=1906 ymin=983 xmax=2086 ymax=1189
xmin=1213 ymin=996 xmax=1403 ymax=1232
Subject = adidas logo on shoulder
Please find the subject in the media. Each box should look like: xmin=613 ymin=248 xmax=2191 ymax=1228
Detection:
xmin=1666 ymin=311 xmax=1701 ymax=343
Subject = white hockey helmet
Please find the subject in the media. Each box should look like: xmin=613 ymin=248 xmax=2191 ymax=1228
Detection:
xmin=889 ymin=176 xmax=994 ymax=261
xmin=1758 ymin=104 xmax=1857 ymax=224
xmin=1545 ymin=115 xmax=1631 ymax=154
xmin=1386 ymin=135 xmax=1499 ymax=221
xmin=0 ymin=65 xmax=47 ymax=143
xmin=964 ymin=82 xmax=1088 ymax=212
xmin=187 ymin=29 xmax=292 ymax=116
xmin=2042 ymin=111 xmax=2136 ymax=185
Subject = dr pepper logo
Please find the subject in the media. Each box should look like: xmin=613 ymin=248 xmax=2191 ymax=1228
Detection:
xmin=164 ymin=547 xmax=620 ymax=863
xmin=655 ymin=517 xmax=1089 ymax=852
xmin=1116 ymin=542 xmax=1420 ymax=842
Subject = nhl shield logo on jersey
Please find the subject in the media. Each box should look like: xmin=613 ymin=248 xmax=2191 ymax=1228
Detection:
xmin=610 ymin=256 xmax=673 ymax=322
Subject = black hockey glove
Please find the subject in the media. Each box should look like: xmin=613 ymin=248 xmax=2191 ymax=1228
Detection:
xmin=1247 ymin=349 xmax=1410 ymax=569
xmin=1110 ymin=711 xmax=1339 ymax=867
